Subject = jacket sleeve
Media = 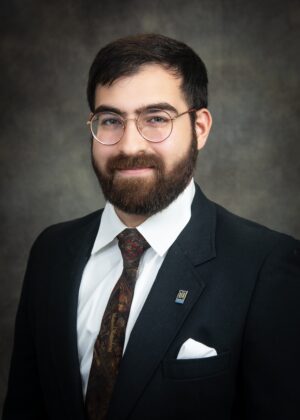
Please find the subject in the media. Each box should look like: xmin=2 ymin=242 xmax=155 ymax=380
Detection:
xmin=239 ymin=236 xmax=300 ymax=419
xmin=2 ymin=236 xmax=48 ymax=420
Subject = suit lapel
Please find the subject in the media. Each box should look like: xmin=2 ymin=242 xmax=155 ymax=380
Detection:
xmin=47 ymin=212 xmax=101 ymax=419
xmin=108 ymin=185 xmax=217 ymax=420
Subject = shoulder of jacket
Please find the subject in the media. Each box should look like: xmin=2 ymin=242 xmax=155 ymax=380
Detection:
xmin=32 ymin=209 xmax=103 ymax=247
xmin=214 ymin=202 xmax=298 ymax=255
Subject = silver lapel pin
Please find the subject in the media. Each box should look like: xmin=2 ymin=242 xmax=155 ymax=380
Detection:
xmin=175 ymin=290 xmax=188 ymax=304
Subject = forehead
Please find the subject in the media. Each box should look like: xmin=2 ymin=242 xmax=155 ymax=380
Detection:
xmin=94 ymin=64 xmax=187 ymax=112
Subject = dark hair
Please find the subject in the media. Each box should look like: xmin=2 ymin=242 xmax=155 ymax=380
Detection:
xmin=87 ymin=34 xmax=208 ymax=113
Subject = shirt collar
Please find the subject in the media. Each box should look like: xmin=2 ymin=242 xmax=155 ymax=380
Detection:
xmin=91 ymin=178 xmax=195 ymax=257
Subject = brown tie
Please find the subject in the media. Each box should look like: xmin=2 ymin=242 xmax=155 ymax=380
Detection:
xmin=85 ymin=228 xmax=150 ymax=420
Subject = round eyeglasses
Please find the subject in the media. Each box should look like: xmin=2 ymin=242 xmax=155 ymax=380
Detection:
xmin=87 ymin=108 xmax=196 ymax=145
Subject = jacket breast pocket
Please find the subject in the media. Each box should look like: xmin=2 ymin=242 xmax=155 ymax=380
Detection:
xmin=163 ymin=351 xmax=230 ymax=381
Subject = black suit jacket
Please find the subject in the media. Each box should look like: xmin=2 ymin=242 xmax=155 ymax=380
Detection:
xmin=3 ymin=185 xmax=300 ymax=419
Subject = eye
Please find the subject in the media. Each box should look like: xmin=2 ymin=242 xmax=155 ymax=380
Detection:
xmin=99 ymin=117 xmax=122 ymax=127
xmin=149 ymin=116 xmax=167 ymax=123
xmin=95 ymin=113 xmax=123 ymax=128
xmin=143 ymin=112 xmax=169 ymax=126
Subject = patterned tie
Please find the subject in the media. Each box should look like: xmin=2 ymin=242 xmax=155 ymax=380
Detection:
xmin=85 ymin=228 xmax=150 ymax=420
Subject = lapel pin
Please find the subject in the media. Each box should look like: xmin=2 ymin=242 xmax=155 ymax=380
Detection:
xmin=175 ymin=290 xmax=188 ymax=304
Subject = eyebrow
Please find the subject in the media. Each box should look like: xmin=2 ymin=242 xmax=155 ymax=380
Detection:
xmin=93 ymin=102 xmax=179 ymax=116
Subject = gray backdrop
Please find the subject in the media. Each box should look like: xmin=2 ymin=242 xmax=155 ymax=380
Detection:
xmin=1 ymin=0 xmax=299 ymax=411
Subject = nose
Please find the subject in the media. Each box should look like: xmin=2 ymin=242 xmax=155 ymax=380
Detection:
xmin=117 ymin=119 xmax=149 ymax=155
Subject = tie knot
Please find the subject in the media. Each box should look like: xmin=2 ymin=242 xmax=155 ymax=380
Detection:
xmin=117 ymin=228 xmax=150 ymax=269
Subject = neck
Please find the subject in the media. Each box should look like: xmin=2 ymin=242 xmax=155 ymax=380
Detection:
xmin=115 ymin=207 xmax=149 ymax=228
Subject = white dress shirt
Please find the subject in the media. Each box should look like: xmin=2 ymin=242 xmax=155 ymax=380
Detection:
xmin=77 ymin=179 xmax=196 ymax=395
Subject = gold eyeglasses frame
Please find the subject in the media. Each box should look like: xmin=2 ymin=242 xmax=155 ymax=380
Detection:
xmin=86 ymin=108 xmax=197 ymax=145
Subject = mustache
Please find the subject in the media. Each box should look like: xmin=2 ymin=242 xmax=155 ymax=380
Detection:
xmin=106 ymin=154 xmax=164 ymax=172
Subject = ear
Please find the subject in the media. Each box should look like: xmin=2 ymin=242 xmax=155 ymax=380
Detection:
xmin=194 ymin=108 xmax=212 ymax=150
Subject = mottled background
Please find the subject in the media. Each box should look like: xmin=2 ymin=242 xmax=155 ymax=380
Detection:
xmin=0 ymin=0 xmax=299 ymax=410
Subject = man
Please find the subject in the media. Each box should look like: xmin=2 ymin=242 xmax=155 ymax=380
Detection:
xmin=3 ymin=34 xmax=300 ymax=420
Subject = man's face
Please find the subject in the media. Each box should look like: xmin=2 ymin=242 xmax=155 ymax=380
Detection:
xmin=91 ymin=64 xmax=201 ymax=215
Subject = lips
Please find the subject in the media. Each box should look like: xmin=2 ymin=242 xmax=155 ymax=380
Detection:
xmin=116 ymin=167 xmax=155 ymax=176
xmin=116 ymin=165 xmax=154 ymax=170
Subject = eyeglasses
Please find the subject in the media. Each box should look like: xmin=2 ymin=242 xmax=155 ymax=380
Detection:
xmin=87 ymin=108 xmax=196 ymax=145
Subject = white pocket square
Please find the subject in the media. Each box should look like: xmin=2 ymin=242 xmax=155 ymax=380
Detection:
xmin=177 ymin=338 xmax=217 ymax=360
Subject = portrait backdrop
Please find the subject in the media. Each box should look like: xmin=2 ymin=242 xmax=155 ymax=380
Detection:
xmin=0 ymin=0 xmax=299 ymax=411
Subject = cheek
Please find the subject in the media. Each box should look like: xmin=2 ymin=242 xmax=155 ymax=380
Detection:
xmin=151 ymin=132 xmax=191 ymax=167
xmin=149 ymin=144 xmax=180 ymax=173
xmin=92 ymin=143 xmax=113 ymax=169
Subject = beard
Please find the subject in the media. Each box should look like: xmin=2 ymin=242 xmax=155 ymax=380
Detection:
xmin=92 ymin=133 xmax=198 ymax=216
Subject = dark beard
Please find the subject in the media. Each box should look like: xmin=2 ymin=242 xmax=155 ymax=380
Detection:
xmin=92 ymin=134 xmax=198 ymax=216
